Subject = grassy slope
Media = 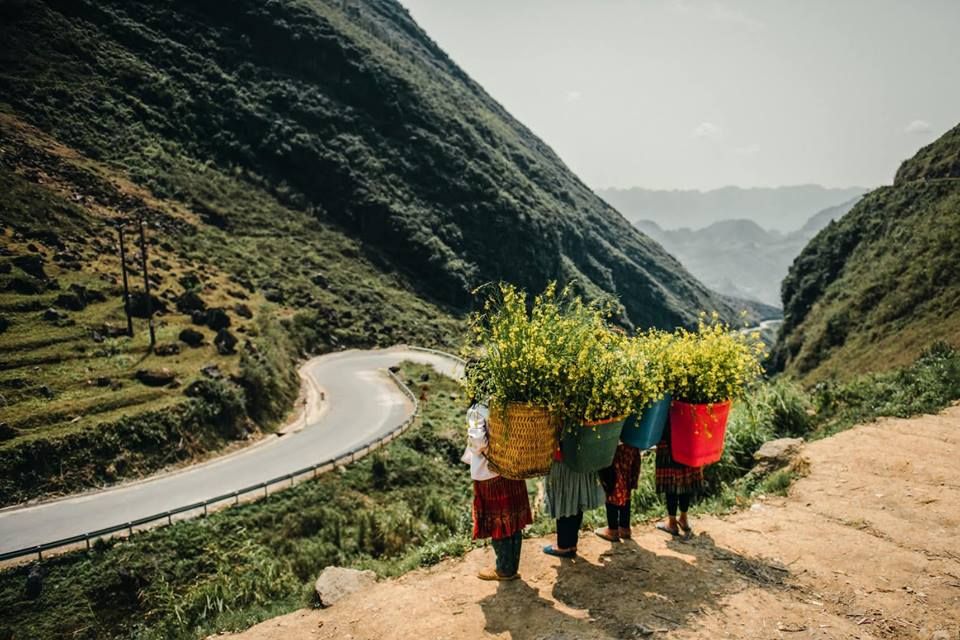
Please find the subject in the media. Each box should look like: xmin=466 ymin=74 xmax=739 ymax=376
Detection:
xmin=0 ymin=363 xmax=474 ymax=640
xmin=0 ymin=0 xmax=732 ymax=331
xmin=773 ymin=123 xmax=960 ymax=381
xmin=0 ymin=112 xmax=460 ymax=505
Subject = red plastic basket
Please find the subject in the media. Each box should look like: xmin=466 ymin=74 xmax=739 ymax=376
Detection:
xmin=668 ymin=399 xmax=732 ymax=467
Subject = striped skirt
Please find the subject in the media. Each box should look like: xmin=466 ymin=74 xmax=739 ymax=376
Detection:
xmin=654 ymin=426 xmax=704 ymax=496
xmin=545 ymin=460 xmax=605 ymax=519
xmin=472 ymin=476 xmax=532 ymax=540
xmin=599 ymin=443 xmax=643 ymax=507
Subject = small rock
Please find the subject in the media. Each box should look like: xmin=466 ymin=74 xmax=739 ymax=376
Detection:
xmin=419 ymin=373 xmax=430 ymax=382
xmin=313 ymin=567 xmax=376 ymax=607
xmin=37 ymin=385 xmax=55 ymax=399
xmin=233 ymin=303 xmax=253 ymax=319
xmin=215 ymin=329 xmax=238 ymax=355
xmin=155 ymin=342 xmax=181 ymax=356
xmin=55 ymin=292 xmax=86 ymax=311
xmin=100 ymin=323 xmax=128 ymax=338
xmin=136 ymin=368 xmax=176 ymax=386
xmin=0 ymin=315 xmax=9 ymax=334
xmin=94 ymin=377 xmax=112 ymax=387
xmin=263 ymin=288 xmax=284 ymax=303
xmin=179 ymin=328 xmax=205 ymax=347
xmin=0 ymin=262 xmax=10 ymax=274
xmin=311 ymin=272 xmax=329 ymax=288
xmin=201 ymin=364 xmax=222 ymax=379
xmin=931 ymin=631 xmax=951 ymax=640
xmin=43 ymin=307 xmax=67 ymax=322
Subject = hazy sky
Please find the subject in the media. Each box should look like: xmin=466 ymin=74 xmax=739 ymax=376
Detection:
xmin=399 ymin=0 xmax=960 ymax=191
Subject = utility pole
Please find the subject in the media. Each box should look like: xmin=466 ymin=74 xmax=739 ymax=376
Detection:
xmin=138 ymin=216 xmax=156 ymax=351
xmin=117 ymin=223 xmax=134 ymax=337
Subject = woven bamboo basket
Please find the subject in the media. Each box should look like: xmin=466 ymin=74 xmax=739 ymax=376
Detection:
xmin=486 ymin=401 xmax=560 ymax=479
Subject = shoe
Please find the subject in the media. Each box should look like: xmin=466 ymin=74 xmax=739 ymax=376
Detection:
xmin=594 ymin=527 xmax=620 ymax=542
xmin=656 ymin=522 xmax=681 ymax=537
xmin=542 ymin=544 xmax=576 ymax=558
xmin=477 ymin=567 xmax=519 ymax=581
xmin=618 ymin=527 xmax=632 ymax=539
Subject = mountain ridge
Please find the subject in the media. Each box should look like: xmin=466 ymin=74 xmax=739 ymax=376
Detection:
xmin=772 ymin=123 xmax=960 ymax=380
xmin=599 ymin=184 xmax=868 ymax=232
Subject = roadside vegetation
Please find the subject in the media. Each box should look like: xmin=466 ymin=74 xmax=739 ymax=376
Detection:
xmin=4 ymin=345 xmax=960 ymax=639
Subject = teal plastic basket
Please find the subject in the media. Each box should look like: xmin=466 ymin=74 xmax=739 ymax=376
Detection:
xmin=560 ymin=417 xmax=626 ymax=473
xmin=620 ymin=394 xmax=672 ymax=450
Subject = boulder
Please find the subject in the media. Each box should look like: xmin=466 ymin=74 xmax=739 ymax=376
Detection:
xmin=136 ymin=368 xmax=176 ymax=386
xmin=0 ymin=262 xmax=10 ymax=274
xmin=215 ymin=329 xmax=238 ymax=355
xmin=175 ymin=290 xmax=206 ymax=314
xmin=55 ymin=292 xmax=86 ymax=311
xmin=0 ymin=315 xmax=8 ymax=334
xmin=205 ymin=308 xmax=231 ymax=330
xmin=7 ymin=276 xmax=44 ymax=295
xmin=0 ymin=422 xmax=17 ymax=442
xmin=233 ymin=303 xmax=253 ymax=319
xmin=128 ymin=291 xmax=167 ymax=318
xmin=313 ymin=567 xmax=376 ymax=607
xmin=179 ymin=328 xmax=205 ymax=347
xmin=311 ymin=272 xmax=329 ymax=289
xmin=12 ymin=254 xmax=46 ymax=279
xmin=753 ymin=437 xmax=804 ymax=469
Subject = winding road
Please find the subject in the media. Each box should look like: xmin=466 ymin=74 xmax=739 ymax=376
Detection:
xmin=0 ymin=347 xmax=463 ymax=558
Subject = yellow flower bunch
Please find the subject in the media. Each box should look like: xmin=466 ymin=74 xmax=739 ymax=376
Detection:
xmin=463 ymin=282 xmax=595 ymax=410
xmin=665 ymin=312 xmax=765 ymax=404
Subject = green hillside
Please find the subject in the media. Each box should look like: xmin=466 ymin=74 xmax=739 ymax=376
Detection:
xmin=772 ymin=123 xmax=960 ymax=381
xmin=0 ymin=0 xmax=729 ymax=502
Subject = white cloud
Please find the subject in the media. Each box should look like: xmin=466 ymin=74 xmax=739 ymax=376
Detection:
xmin=904 ymin=119 xmax=932 ymax=134
xmin=693 ymin=121 xmax=723 ymax=141
xmin=565 ymin=90 xmax=582 ymax=103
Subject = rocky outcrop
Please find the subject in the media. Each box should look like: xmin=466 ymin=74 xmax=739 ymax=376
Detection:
xmin=314 ymin=567 xmax=376 ymax=607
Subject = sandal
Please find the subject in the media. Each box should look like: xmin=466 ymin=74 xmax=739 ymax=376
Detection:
xmin=542 ymin=544 xmax=577 ymax=558
xmin=594 ymin=527 xmax=620 ymax=542
xmin=656 ymin=522 xmax=681 ymax=537
xmin=477 ymin=567 xmax=520 ymax=581
xmin=618 ymin=527 xmax=633 ymax=539
xmin=678 ymin=522 xmax=693 ymax=538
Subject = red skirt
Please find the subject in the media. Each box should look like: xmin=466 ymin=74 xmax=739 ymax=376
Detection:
xmin=472 ymin=476 xmax=532 ymax=540
xmin=599 ymin=443 xmax=642 ymax=506
xmin=655 ymin=427 xmax=704 ymax=496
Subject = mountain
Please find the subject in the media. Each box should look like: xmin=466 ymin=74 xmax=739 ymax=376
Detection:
xmin=636 ymin=198 xmax=860 ymax=307
xmin=772 ymin=123 xmax=960 ymax=381
xmin=0 ymin=0 xmax=732 ymax=502
xmin=599 ymin=185 xmax=868 ymax=232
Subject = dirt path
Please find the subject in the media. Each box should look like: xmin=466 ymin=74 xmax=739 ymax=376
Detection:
xmin=227 ymin=406 xmax=960 ymax=640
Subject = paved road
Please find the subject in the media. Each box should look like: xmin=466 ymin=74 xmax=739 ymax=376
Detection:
xmin=0 ymin=347 xmax=463 ymax=556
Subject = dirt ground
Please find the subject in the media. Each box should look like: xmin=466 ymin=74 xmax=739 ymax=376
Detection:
xmin=226 ymin=406 xmax=960 ymax=640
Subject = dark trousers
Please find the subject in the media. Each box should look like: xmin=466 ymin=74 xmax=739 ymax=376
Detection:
xmin=491 ymin=531 xmax=522 ymax=576
xmin=606 ymin=500 xmax=631 ymax=530
xmin=556 ymin=512 xmax=583 ymax=549
xmin=665 ymin=492 xmax=691 ymax=517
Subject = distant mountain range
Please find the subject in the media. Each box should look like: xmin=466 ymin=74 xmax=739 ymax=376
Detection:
xmin=598 ymin=185 xmax=869 ymax=232
xmin=634 ymin=198 xmax=861 ymax=307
